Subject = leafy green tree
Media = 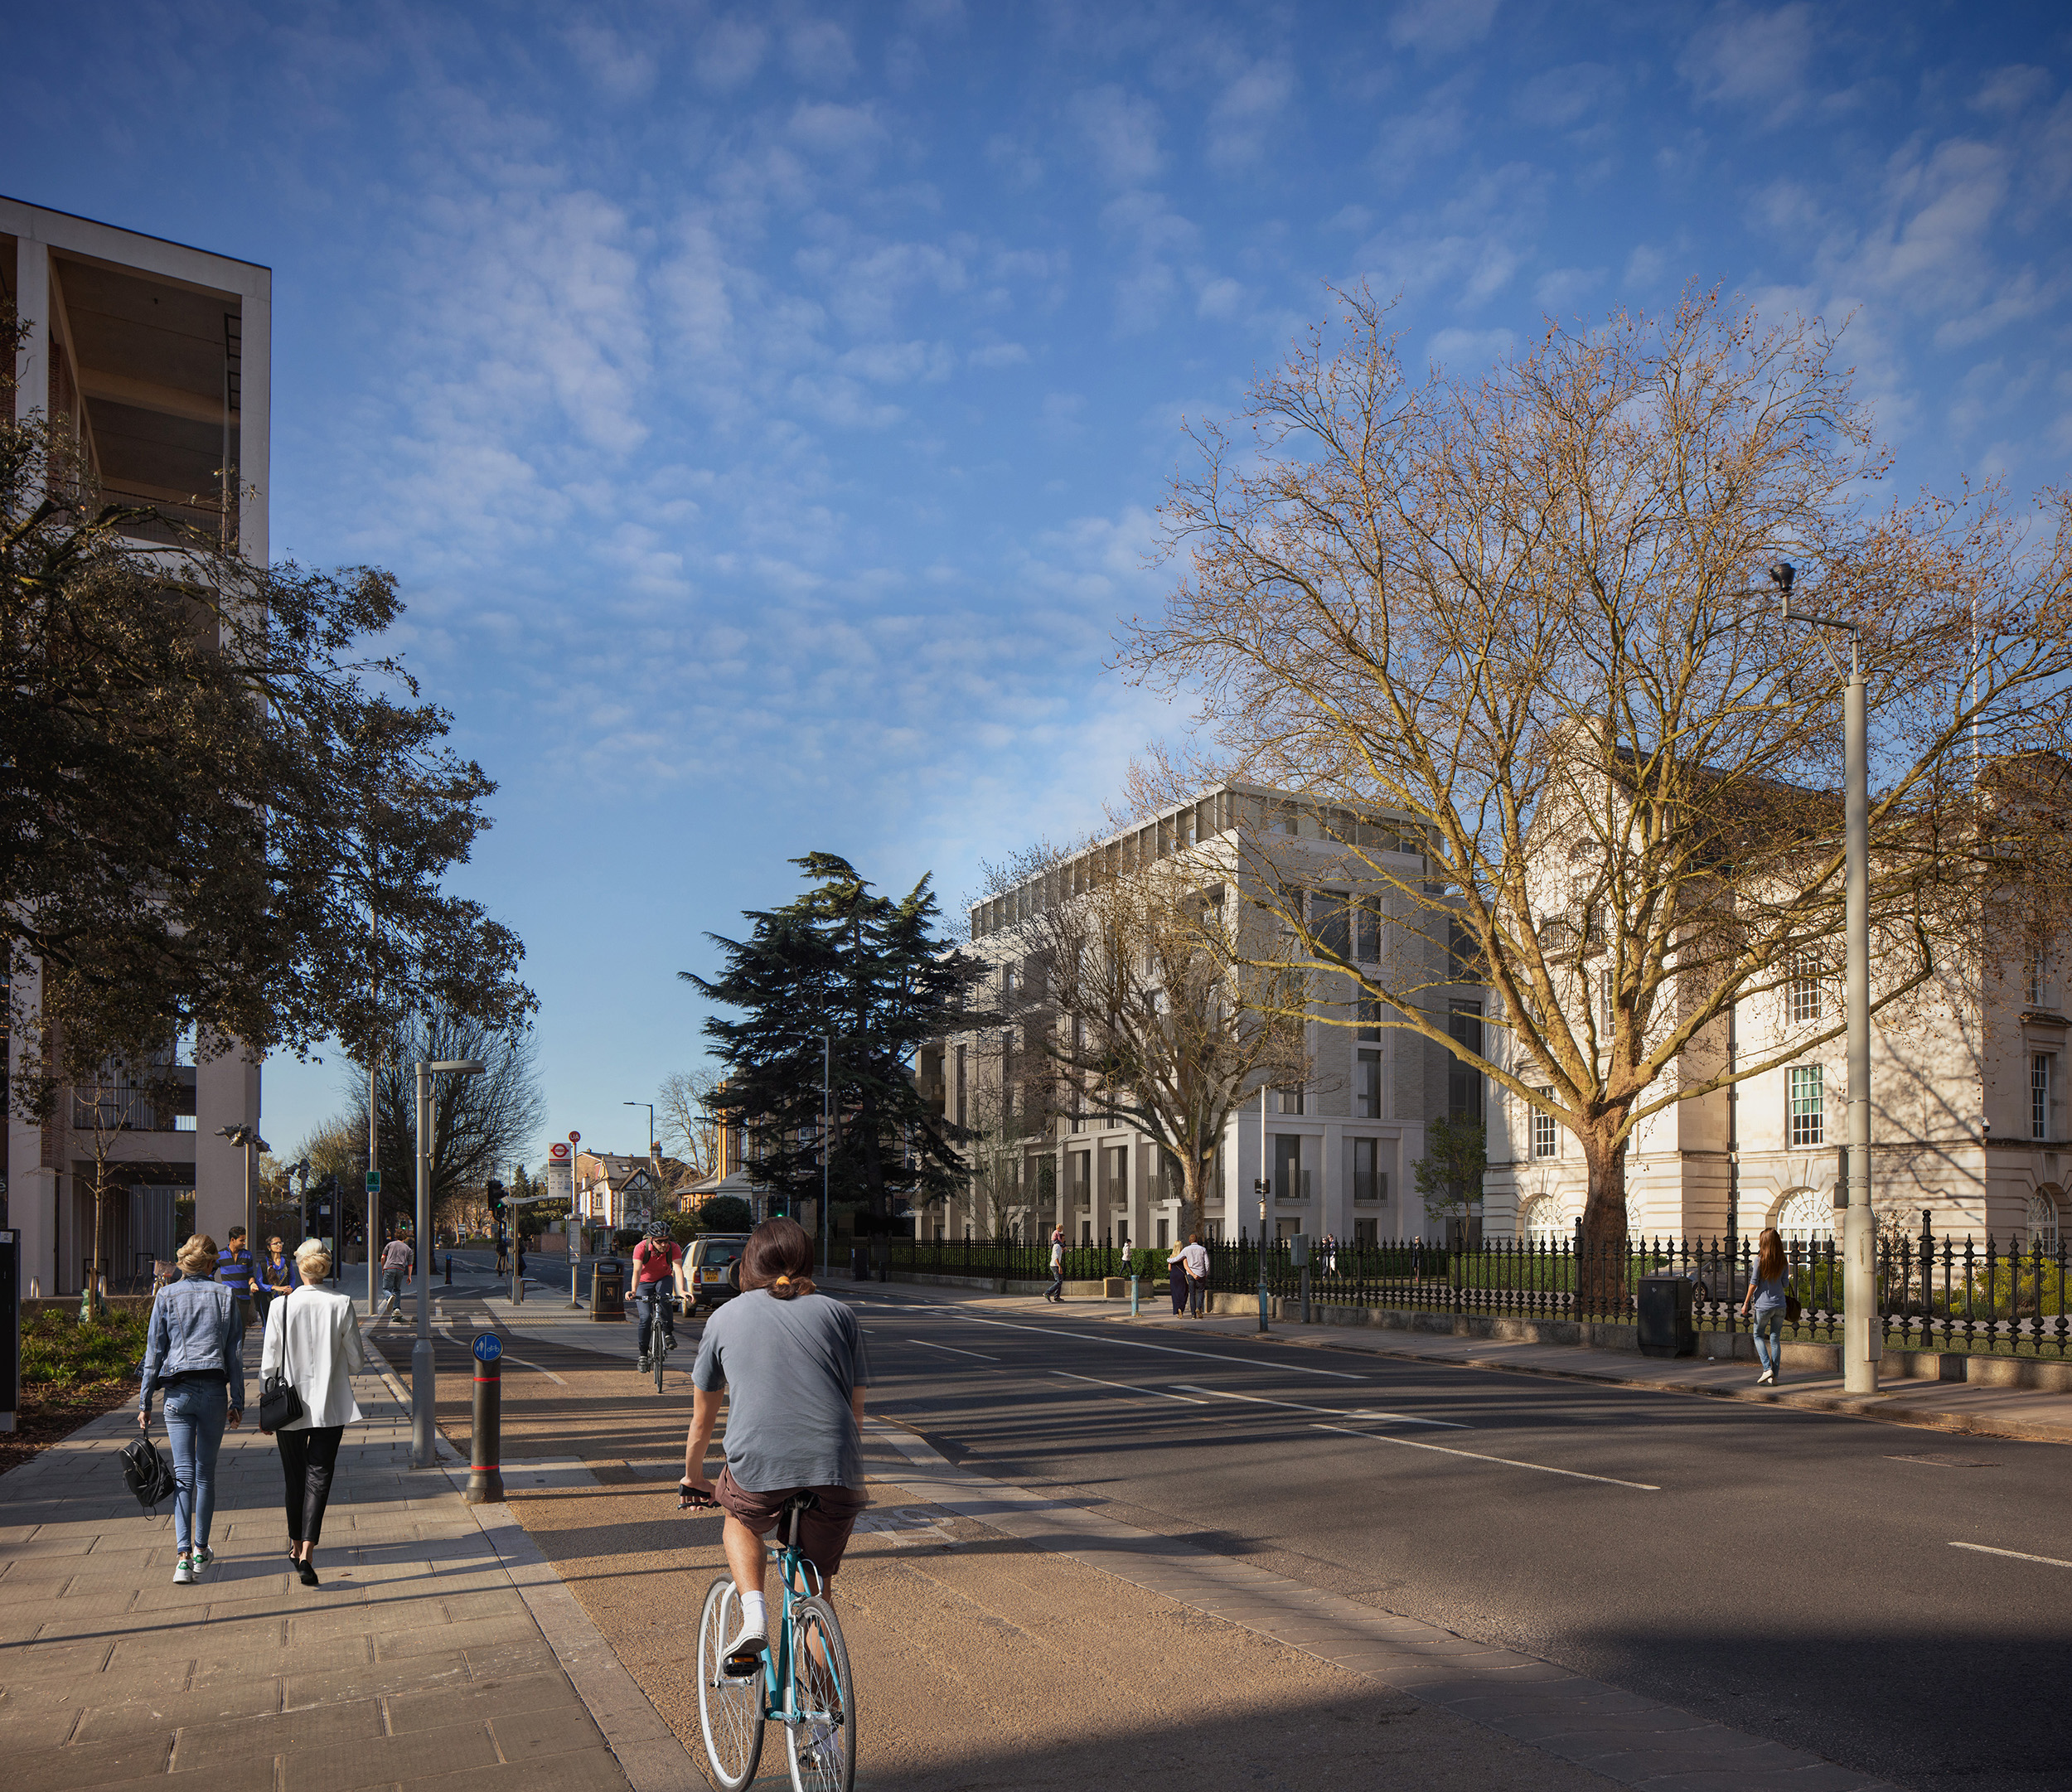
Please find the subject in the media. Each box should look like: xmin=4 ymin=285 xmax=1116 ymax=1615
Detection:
xmin=685 ymin=853 xmax=981 ymax=1224
xmin=1413 ymin=1116 xmax=1488 ymax=1228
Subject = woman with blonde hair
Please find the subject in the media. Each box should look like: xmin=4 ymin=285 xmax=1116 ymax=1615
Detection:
xmin=139 ymin=1233 xmax=244 ymax=1585
xmin=1740 ymin=1227 xmax=1791 ymax=1386
xmin=259 ymin=1239 xmax=366 ymax=1585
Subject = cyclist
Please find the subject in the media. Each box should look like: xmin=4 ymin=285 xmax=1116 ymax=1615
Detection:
xmin=633 ymin=1220 xmax=685 ymax=1373
xmin=680 ymin=1217 xmax=870 ymax=1676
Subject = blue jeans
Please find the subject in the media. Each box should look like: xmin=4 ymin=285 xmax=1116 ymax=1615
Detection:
xmin=1753 ymin=1308 xmax=1784 ymax=1376
xmin=162 ymin=1379 xmax=228 ymax=1555
xmin=636 ymin=1286 xmax=675 ymax=1357
xmin=380 ymin=1271 xmax=406 ymax=1314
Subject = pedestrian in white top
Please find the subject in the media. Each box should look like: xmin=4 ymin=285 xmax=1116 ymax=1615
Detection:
xmin=1180 ymin=1233 xmax=1212 ymax=1319
xmin=1045 ymin=1228 xmax=1066 ymax=1303
xmin=260 ymin=1241 xmax=366 ymax=1586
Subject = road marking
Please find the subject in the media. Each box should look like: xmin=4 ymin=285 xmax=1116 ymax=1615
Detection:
xmin=908 ymin=1338 xmax=1000 ymax=1361
xmin=1310 ymin=1424 xmax=1661 ymax=1490
xmin=898 ymin=1307 xmax=1366 ymax=1379
xmin=437 ymin=1322 xmax=568 ymax=1385
xmin=1053 ymin=1370 xmax=1207 ymax=1404
xmin=1949 ymin=1542 xmax=2072 ymax=1570
xmin=1174 ymin=1384 xmax=1466 ymax=1428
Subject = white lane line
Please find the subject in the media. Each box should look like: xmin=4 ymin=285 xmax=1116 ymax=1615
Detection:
xmin=1950 ymin=1542 xmax=2072 ymax=1570
xmin=1310 ymin=1424 xmax=1661 ymax=1490
xmin=1174 ymin=1384 xmax=1467 ymax=1429
xmin=1053 ymin=1370 xmax=1207 ymax=1404
xmin=898 ymin=1306 xmax=1366 ymax=1380
xmin=437 ymin=1322 xmax=568 ymax=1385
xmin=908 ymin=1338 xmax=1000 ymax=1362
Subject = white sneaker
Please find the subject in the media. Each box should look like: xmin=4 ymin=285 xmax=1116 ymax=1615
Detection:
xmin=173 ymin=1553 xmax=195 ymax=1585
xmin=721 ymin=1625 xmax=768 ymax=1678
xmin=1757 ymin=1369 xmax=1774 ymax=1385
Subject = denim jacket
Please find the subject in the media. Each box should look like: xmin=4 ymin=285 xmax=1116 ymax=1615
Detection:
xmin=139 ymin=1274 xmax=246 ymax=1416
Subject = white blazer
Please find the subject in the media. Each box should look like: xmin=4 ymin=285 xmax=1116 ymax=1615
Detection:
xmin=260 ymin=1285 xmax=366 ymax=1429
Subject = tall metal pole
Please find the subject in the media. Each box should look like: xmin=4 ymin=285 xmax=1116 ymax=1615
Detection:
xmin=1843 ymin=651 xmax=1879 ymax=1393
xmin=411 ymin=1061 xmax=435 ymax=1467
xmin=823 ymin=1034 xmax=832 ymax=1271
xmin=1256 ymin=1081 xmax=1271 ymax=1332
xmin=367 ymin=1056 xmax=379 ymax=1315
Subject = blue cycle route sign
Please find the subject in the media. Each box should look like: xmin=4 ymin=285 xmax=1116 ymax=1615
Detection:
xmin=472 ymin=1332 xmax=503 ymax=1364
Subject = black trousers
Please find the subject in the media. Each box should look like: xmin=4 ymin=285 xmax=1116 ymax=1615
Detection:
xmin=277 ymin=1424 xmax=344 ymax=1546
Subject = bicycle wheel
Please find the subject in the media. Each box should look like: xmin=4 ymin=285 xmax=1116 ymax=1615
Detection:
xmin=653 ymin=1324 xmax=666 ymax=1394
xmin=695 ymin=1573 xmax=764 ymax=1790
xmin=785 ymin=1595 xmax=854 ymax=1792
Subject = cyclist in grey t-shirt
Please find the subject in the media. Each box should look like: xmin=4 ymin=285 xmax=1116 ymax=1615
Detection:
xmin=683 ymin=1218 xmax=871 ymax=1675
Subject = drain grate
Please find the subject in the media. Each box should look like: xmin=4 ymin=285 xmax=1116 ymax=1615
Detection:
xmin=1885 ymin=1452 xmax=1992 ymax=1469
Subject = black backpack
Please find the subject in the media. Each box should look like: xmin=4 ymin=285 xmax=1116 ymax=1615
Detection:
xmin=120 ymin=1435 xmax=177 ymax=1513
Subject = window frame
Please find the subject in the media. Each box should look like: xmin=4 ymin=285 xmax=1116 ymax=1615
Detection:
xmin=1788 ymin=1063 xmax=1824 ymax=1148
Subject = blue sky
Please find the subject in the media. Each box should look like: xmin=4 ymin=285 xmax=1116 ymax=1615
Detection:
xmin=7 ymin=2 xmax=2070 ymax=1170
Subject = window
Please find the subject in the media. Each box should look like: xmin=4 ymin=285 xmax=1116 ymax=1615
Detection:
xmin=1357 ymin=897 xmax=1381 ymax=962
xmin=1531 ymin=1091 xmax=1557 ymax=1159
xmin=2033 ymin=1054 xmax=2053 ymax=1141
xmin=1273 ymin=1134 xmax=1309 ymax=1201
xmin=1069 ymin=1150 xmax=1091 ymax=1207
xmin=955 ymin=1044 xmax=966 ymax=1128
xmin=1598 ymin=968 xmax=1615 ymax=1031
xmin=1353 ymin=1218 xmax=1379 ymax=1246
xmin=1787 ymin=953 xmax=1823 ymax=1024
xmin=1357 ymin=1049 xmax=1382 ymax=1118
xmin=1156 ymin=1218 xmax=1169 ymax=1247
xmin=1789 ymin=1064 xmax=1824 ymax=1147
xmin=1358 ymin=997 xmax=1382 ymax=1041
xmin=2028 ymin=950 xmax=2050 ymax=1009
xmin=1351 ymin=1137 xmax=1384 ymax=1203
xmin=1448 ymin=914 xmax=1481 ymax=983
xmin=1448 ymin=1001 xmax=1484 ymax=1123
xmin=1313 ymin=890 xmax=1351 ymax=961
xmin=1277 ymin=1085 xmax=1306 ymax=1116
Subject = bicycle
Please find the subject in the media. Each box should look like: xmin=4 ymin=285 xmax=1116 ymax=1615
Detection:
xmin=637 ymin=1286 xmax=678 ymax=1394
xmin=684 ymin=1488 xmax=854 ymax=1792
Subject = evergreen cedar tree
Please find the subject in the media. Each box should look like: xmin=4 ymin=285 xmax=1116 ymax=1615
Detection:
xmin=686 ymin=853 xmax=985 ymax=1226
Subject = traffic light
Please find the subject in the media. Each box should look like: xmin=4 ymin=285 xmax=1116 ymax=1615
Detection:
xmin=487 ymin=1179 xmax=506 ymax=1213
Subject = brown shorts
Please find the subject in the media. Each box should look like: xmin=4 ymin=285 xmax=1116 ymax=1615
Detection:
xmin=714 ymin=1470 xmax=869 ymax=1579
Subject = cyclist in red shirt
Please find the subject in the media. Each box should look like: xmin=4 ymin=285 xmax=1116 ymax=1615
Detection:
xmin=633 ymin=1221 xmax=686 ymax=1372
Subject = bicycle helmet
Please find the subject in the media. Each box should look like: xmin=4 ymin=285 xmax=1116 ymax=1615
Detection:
xmin=644 ymin=1219 xmax=673 ymax=1242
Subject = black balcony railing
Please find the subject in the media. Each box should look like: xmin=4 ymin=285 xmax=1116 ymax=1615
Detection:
xmin=888 ymin=1223 xmax=2072 ymax=1359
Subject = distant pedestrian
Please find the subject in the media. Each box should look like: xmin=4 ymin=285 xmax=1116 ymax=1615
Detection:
xmin=139 ymin=1234 xmax=245 ymax=1585
xmin=261 ymin=1240 xmax=366 ymax=1587
xmin=378 ymin=1230 xmax=414 ymax=1322
xmin=1045 ymin=1228 xmax=1065 ymax=1303
xmin=216 ymin=1227 xmax=259 ymax=1338
xmin=1181 ymin=1233 xmax=1211 ymax=1319
xmin=259 ymin=1236 xmax=293 ymax=1324
xmin=1740 ymin=1227 xmax=1789 ymax=1386
xmin=495 ymin=1233 xmax=511 ymax=1276
xmin=1165 ymin=1240 xmax=1188 ymax=1315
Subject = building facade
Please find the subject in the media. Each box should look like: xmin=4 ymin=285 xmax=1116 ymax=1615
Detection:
xmin=2 ymin=197 xmax=270 ymax=1294
xmin=922 ymin=782 xmax=1479 ymax=1249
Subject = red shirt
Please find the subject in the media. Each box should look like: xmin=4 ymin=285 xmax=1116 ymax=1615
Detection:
xmin=632 ymin=1239 xmax=680 ymax=1285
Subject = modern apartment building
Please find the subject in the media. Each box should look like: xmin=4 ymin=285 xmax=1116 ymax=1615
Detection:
xmin=2 ymin=197 xmax=271 ymax=1294
xmin=922 ymin=783 xmax=1479 ymax=1249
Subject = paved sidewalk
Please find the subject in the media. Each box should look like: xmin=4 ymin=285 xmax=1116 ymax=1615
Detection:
xmin=0 ymin=1356 xmax=636 ymax=1792
xmin=859 ymin=1279 xmax=2072 ymax=1444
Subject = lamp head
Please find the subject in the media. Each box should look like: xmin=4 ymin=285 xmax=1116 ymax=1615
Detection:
xmin=1767 ymin=561 xmax=1795 ymax=596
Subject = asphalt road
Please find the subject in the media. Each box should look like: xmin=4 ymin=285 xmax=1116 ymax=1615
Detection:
xmin=832 ymin=1287 xmax=2072 ymax=1792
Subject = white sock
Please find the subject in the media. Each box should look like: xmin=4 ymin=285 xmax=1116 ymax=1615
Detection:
xmin=739 ymin=1591 xmax=767 ymax=1635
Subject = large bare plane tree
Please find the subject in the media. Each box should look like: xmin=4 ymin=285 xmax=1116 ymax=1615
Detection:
xmin=1126 ymin=289 xmax=2072 ymax=1270
xmin=989 ymin=837 xmax=1311 ymax=1241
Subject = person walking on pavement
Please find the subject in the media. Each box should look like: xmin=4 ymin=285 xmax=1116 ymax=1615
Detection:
xmin=1164 ymin=1237 xmax=1189 ymax=1315
xmin=259 ymin=1236 xmax=294 ymax=1325
xmin=1181 ymin=1232 xmax=1211 ymax=1318
xmin=633 ymin=1220 xmax=686 ymax=1372
xmin=1740 ymin=1227 xmax=1791 ymax=1386
xmin=139 ymin=1234 xmax=244 ymax=1585
xmin=216 ymin=1226 xmax=259 ymax=1340
xmin=377 ymin=1228 xmax=414 ymax=1322
xmin=261 ymin=1240 xmax=366 ymax=1586
xmin=680 ymin=1218 xmax=871 ymax=1676
xmin=1045 ymin=1226 xmax=1066 ymax=1303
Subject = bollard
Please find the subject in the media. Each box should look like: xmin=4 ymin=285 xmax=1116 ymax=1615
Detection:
xmin=466 ymin=1333 xmax=504 ymax=1504
xmin=1129 ymin=1274 xmax=1140 ymax=1318
xmin=444 ymin=1254 xmax=453 ymax=1286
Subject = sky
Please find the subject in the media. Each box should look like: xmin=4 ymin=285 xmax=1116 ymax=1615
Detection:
xmin=6 ymin=1 xmax=2070 ymax=1172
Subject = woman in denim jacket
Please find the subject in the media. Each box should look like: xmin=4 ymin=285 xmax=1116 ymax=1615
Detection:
xmin=138 ymin=1233 xmax=245 ymax=1584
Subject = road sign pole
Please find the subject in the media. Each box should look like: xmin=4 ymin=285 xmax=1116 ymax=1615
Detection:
xmin=466 ymin=1333 xmax=504 ymax=1504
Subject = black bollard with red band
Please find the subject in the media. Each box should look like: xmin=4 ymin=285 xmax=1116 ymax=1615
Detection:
xmin=466 ymin=1332 xmax=504 ymax=1504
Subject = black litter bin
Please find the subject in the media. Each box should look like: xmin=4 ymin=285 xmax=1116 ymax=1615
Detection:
xmin=591 ymin=1257 xmax=625 ymax=1321
xmin=1636 ymin=1272 xmax=1696 ymax=1357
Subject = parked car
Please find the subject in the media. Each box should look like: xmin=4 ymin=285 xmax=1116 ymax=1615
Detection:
xmin=685 ymin=1233 xmax=752 ymax=1311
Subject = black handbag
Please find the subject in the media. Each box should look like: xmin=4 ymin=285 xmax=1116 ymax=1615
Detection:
xmin=259 ymin=1292 xmax=305 ymax=1432
xmin=120 ymin=1434 xmax=177 ymax=1512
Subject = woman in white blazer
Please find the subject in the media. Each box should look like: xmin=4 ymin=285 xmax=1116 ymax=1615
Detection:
xmin=260 ymin=1240 xmax=366 ymax=1586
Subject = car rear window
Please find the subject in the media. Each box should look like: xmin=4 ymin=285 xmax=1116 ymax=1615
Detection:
xmin=699 ymin=1241 xmax=744 ymax=1265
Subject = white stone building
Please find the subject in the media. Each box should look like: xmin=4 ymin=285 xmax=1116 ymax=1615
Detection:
xmin=920 ymin=783 xmax=1481 ymax=1250
xmin=3 ymin=197 xmax=271 ymax=1295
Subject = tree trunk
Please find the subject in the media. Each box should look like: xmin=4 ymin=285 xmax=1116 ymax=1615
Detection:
xmin=1577 ymin=1126 xmax=1631 ymax=1320
xmin=90 ymin=1167 xmax=106 ymax=1318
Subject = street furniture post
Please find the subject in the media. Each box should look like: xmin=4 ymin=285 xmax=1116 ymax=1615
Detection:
xmin=466 ymin=1332 xmax=504 ymax=1504
xmin=413 ymin=1058 xmax=485 ymax=1470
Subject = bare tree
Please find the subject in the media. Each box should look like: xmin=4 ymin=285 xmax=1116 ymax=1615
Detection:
xmin=989 ymin=835 xmax=1311 ymax=1240
xmin=657 ymin=1067 xmax=724 ymax=1181
xmin=1126 ymin=288 xmax=2072 ymax=1271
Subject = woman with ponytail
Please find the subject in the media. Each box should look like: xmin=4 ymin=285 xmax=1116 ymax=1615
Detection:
xmin=682 ymin=1218 xmax=871 ymax=1677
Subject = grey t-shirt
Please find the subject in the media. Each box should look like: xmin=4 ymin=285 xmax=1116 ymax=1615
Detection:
xmin=692 ymin=1289 xmax=872 ymax=1492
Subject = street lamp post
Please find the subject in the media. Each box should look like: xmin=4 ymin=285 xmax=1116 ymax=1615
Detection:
xmin=1255 ymin=1081 xmax=1271 ymax=1333
xmin=1777 ymin=561 xmax=1879 ymax=1395
xmin=215 ymin=1124 xmax=271 ymax=1271
xmin=622 ymin=1102 xmax=657 ymax=1224
xmin=413 ymin=1058 xmax=486 ymax=1468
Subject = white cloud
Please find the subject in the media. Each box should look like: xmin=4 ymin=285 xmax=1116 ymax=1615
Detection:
xmin=787 ymin=19 xmax=858 ymax=88
xmin=1070 ymin=85 xmax=1166 ymax=188
xmin=1514 ymin=62 xmax=1620 ymax=129
xmin=1388 ymin=0 xmax=1500 ymax=55
xmin=1426 ymin=327 xmax=1515 ymax=369
xmin=1624 ymin=244 xmax=1667 ymax=288
xmin=969 ymin=341 xmax=1030 ymax=366
xmin=1677 ymin=2 xmax=1816 ymax=122
xmin=787 ymin=101 xmax=887 ymax=160
xmin=696 ymin=17 xmax=767 ymax=93
xmin=1534 ymin=266 xmax=1605 ymax=311
xmin=1206 ymin=60 xmax=1295 ymax=172
xmin=1972 ymin=65 xmax=2053 ymax=116
xmin=565 ymin=24 xmax=656 ymax=102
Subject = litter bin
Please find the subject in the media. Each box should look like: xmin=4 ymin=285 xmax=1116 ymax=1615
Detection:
xmin=591 ymin=1257 xmax=625 ymax=1321
xmin=1636 ymin=1272 xmax=1696 ymax=1358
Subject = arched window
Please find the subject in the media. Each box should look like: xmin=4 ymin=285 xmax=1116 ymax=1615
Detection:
xmin=1519 ymin=1196 xmax=1566 ymax=1243
xmin=1770 ymin=1188 xmax=1832 ymax=1241
xmin=2026 ymin=1190 xmax=2062 ymax=1252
